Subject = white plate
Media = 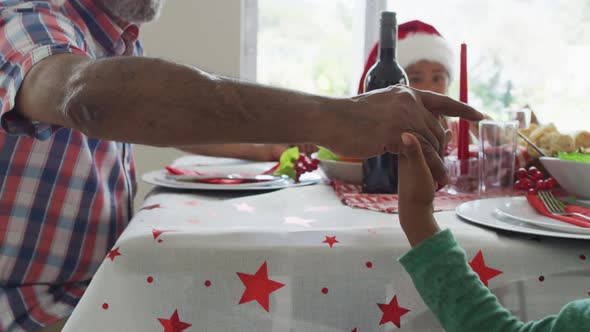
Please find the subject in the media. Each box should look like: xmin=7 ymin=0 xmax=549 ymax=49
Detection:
xmin=497 ymin=197 xmax=590 ymax=235
xmin=142 ymin=169 xmax=323 ymax=191
xmin=319 ymin=159 xmax=362 ymax=184
xmin=161 ymin=162 xmax=284 ymax=187
xmin=456 ymin=197 xmax=590 ymax=240
xmin=168 ymin=162 xmax=278 ymax=175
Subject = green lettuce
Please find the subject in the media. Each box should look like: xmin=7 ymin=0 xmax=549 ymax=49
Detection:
xmin=273 ymin=146 xmax=299 ymax=179
xmin=557 ymin=152 xmax=590 ymax=163
xmin=317 ymin=146 xmax=338 ymax=161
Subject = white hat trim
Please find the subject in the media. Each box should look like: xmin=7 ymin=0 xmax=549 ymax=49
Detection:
xmin=398 ymin=33 xmax=455 ymax=82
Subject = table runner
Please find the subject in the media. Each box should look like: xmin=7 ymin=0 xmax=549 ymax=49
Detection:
xmin=332 ymin=180 xmax=516 ymax=214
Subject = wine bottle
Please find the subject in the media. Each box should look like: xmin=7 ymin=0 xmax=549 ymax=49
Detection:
xmin=362 ymin=11 xmax=408 ymax=194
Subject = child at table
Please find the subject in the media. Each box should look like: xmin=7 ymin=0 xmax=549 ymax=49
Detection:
xmin=357 ymin=20 xmax=485 ymax=152
xmin=396 ymin=132 xmax=590 ymax=331
xmin=358 ymin=20 xmax=455 ymax=96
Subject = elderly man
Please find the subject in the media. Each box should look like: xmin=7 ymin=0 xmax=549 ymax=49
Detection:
xmin=0 ymin=0 xmax=481 ymax=330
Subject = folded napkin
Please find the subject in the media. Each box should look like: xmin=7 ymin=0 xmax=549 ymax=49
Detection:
xmin=526 ymin=194 xmax=590 ymax=228
xmin=165 ymin=166 xmax=207 ymax=176
xmin=165 ymin=166 xmax=268 ymax=185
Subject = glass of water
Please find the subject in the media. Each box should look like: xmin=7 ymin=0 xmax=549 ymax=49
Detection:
xmin=478 ymin=120 xmax=519 ymax=195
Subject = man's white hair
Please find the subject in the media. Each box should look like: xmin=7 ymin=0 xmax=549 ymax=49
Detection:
xmin=99 ymin=0 xmax=166 ymax=24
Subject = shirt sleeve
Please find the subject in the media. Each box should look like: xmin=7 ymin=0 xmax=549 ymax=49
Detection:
xmin=0 ymin=3 xmax=89 ymax=140
xmin=398 ymin=229 xmax=590 ymax=332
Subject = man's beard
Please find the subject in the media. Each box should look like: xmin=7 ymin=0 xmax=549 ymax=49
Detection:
xmin=99 ymin=0 xmax=166 ymax=24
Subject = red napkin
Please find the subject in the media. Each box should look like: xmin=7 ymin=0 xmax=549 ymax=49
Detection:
xmin=165 ymin=166 xmax=265 ymax=185
xmin=526 ymin=194 xmax=590 ymax=228
xmin=566 ymin=205 xmax=590 ymax=216
xmin=165 ymin=166 xmax=205 ymax=176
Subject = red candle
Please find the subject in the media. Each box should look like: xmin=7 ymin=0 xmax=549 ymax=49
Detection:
xmin=458 ymin=43 xmax=470 ymax=174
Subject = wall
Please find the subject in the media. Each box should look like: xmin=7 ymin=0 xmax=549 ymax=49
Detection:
xmin=133 ymin=1 xmax=243 ymax=209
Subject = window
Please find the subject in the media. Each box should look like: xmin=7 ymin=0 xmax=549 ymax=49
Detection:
xmin=250 ymin=0 xmax=590 ymax=132
xmin=256 ymin=0 xmax=366 ymax=97
xmin=388 ymin=0 xmax=590 ymax=132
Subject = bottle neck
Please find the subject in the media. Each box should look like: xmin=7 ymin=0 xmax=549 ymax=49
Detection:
xmin=378 ymin=24 xmax=397 ymax=62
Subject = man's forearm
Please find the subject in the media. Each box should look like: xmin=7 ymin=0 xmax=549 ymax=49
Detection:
xmin=64 ymin=56 xmax=338 ymax=146
xmin=178 ymin=144 xmax=280 ymax=161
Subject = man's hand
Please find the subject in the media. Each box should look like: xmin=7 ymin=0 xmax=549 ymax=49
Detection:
xmin=320 ymin=85 xmax=483 ymax=185
xmin=398 ymin=132 xmax=441 ymax=247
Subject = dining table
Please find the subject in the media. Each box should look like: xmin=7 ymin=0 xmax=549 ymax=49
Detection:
xmin=63 ymin=155 xmax=590 ymax=332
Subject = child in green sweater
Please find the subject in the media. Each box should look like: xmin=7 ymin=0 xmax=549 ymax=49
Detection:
xmin=396 ymin=132 xmax=590 ymax=332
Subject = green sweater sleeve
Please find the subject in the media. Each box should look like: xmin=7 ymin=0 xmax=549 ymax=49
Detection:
xmin=398 ymin=229 xmax=590 ymax=332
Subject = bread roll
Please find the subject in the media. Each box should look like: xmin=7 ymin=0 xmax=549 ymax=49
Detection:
xmin=574 ymin=131 xmax=590 ymax=149
xmin=538 ymin=132 xmax=558 ymax=149
xmin=519 ymin=124 xmax=538 ymax=138
xmin=527 ymin=145 xmax=551 ymax=159
xmin=529 ymin=123 xmax=558 ymax=145
xmin=549 ymin=134 xmax=576 ymax=155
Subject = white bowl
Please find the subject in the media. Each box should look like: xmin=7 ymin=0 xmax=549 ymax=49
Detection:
xmin=540 ymin=157 xmax=590 ymax=199
xmin=319 ymin=159 xmax=363 ymax=184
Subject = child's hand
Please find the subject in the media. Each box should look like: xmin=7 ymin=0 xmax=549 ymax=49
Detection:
xmin=398 ymin=132 xmax=441 ymax=247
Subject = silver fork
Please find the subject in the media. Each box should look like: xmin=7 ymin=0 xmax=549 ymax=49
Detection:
xmin=538 ymin=191 xmax=590 ymax=222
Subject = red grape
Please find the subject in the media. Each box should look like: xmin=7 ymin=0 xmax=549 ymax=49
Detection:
xmin=523 ymin=178 xmax=535 ymax=190
xmin=517 ymin=168 xmax=528 ymax=179
xmin=531 ymin=171 xmax=544 ymax=181
xmin=515 ymin=178 xmax=537 ymax=191
xmin=545 ymin=177 xmax=558 ymax=188
xmin=527 ymin=166 xmax=539 ymax=177
xmin=528 ymin=187 xmax=537 ymax=195
xmin=291 ymin=155 xmax=320 ymax=182
xmin=536 ymin=179 xmax=546 ymax=191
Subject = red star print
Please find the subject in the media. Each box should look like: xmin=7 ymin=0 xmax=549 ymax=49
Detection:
xmin=158 ymin=309 xmax=192 ymax=332
xmin=377 ymin=295 xmax=410 ymax=328
xmin=141 ymin=204 xmax=161 ymax=211
xmin=106 ymin=247 xmax=122 ymax=261
xmin=237 ymin=261 xmax=285 ymax=312
xmin=469 ymin=250 xmax=503 ymax=287
xmin=152 ymin=229 xmax=174 ymax=240
xmin=322 ymin=236 xmax=339 ymax=248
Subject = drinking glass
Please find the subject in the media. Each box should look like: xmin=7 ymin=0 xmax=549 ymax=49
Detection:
xmin=445 ymin=155 xmax=479 ymax=194
xmin=478 ymin=120 xmax=519 ymax=195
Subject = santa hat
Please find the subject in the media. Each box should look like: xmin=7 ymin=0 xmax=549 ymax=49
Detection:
xmin=358 ymin=20 xmax=455 ymax=94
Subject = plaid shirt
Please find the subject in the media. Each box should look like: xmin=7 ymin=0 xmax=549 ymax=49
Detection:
xmin=0 ymin=1 xmax=141 ymax=330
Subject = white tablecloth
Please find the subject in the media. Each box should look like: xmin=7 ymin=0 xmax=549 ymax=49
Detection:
xmin=64 ymin=157 xmax=590 ymax=332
